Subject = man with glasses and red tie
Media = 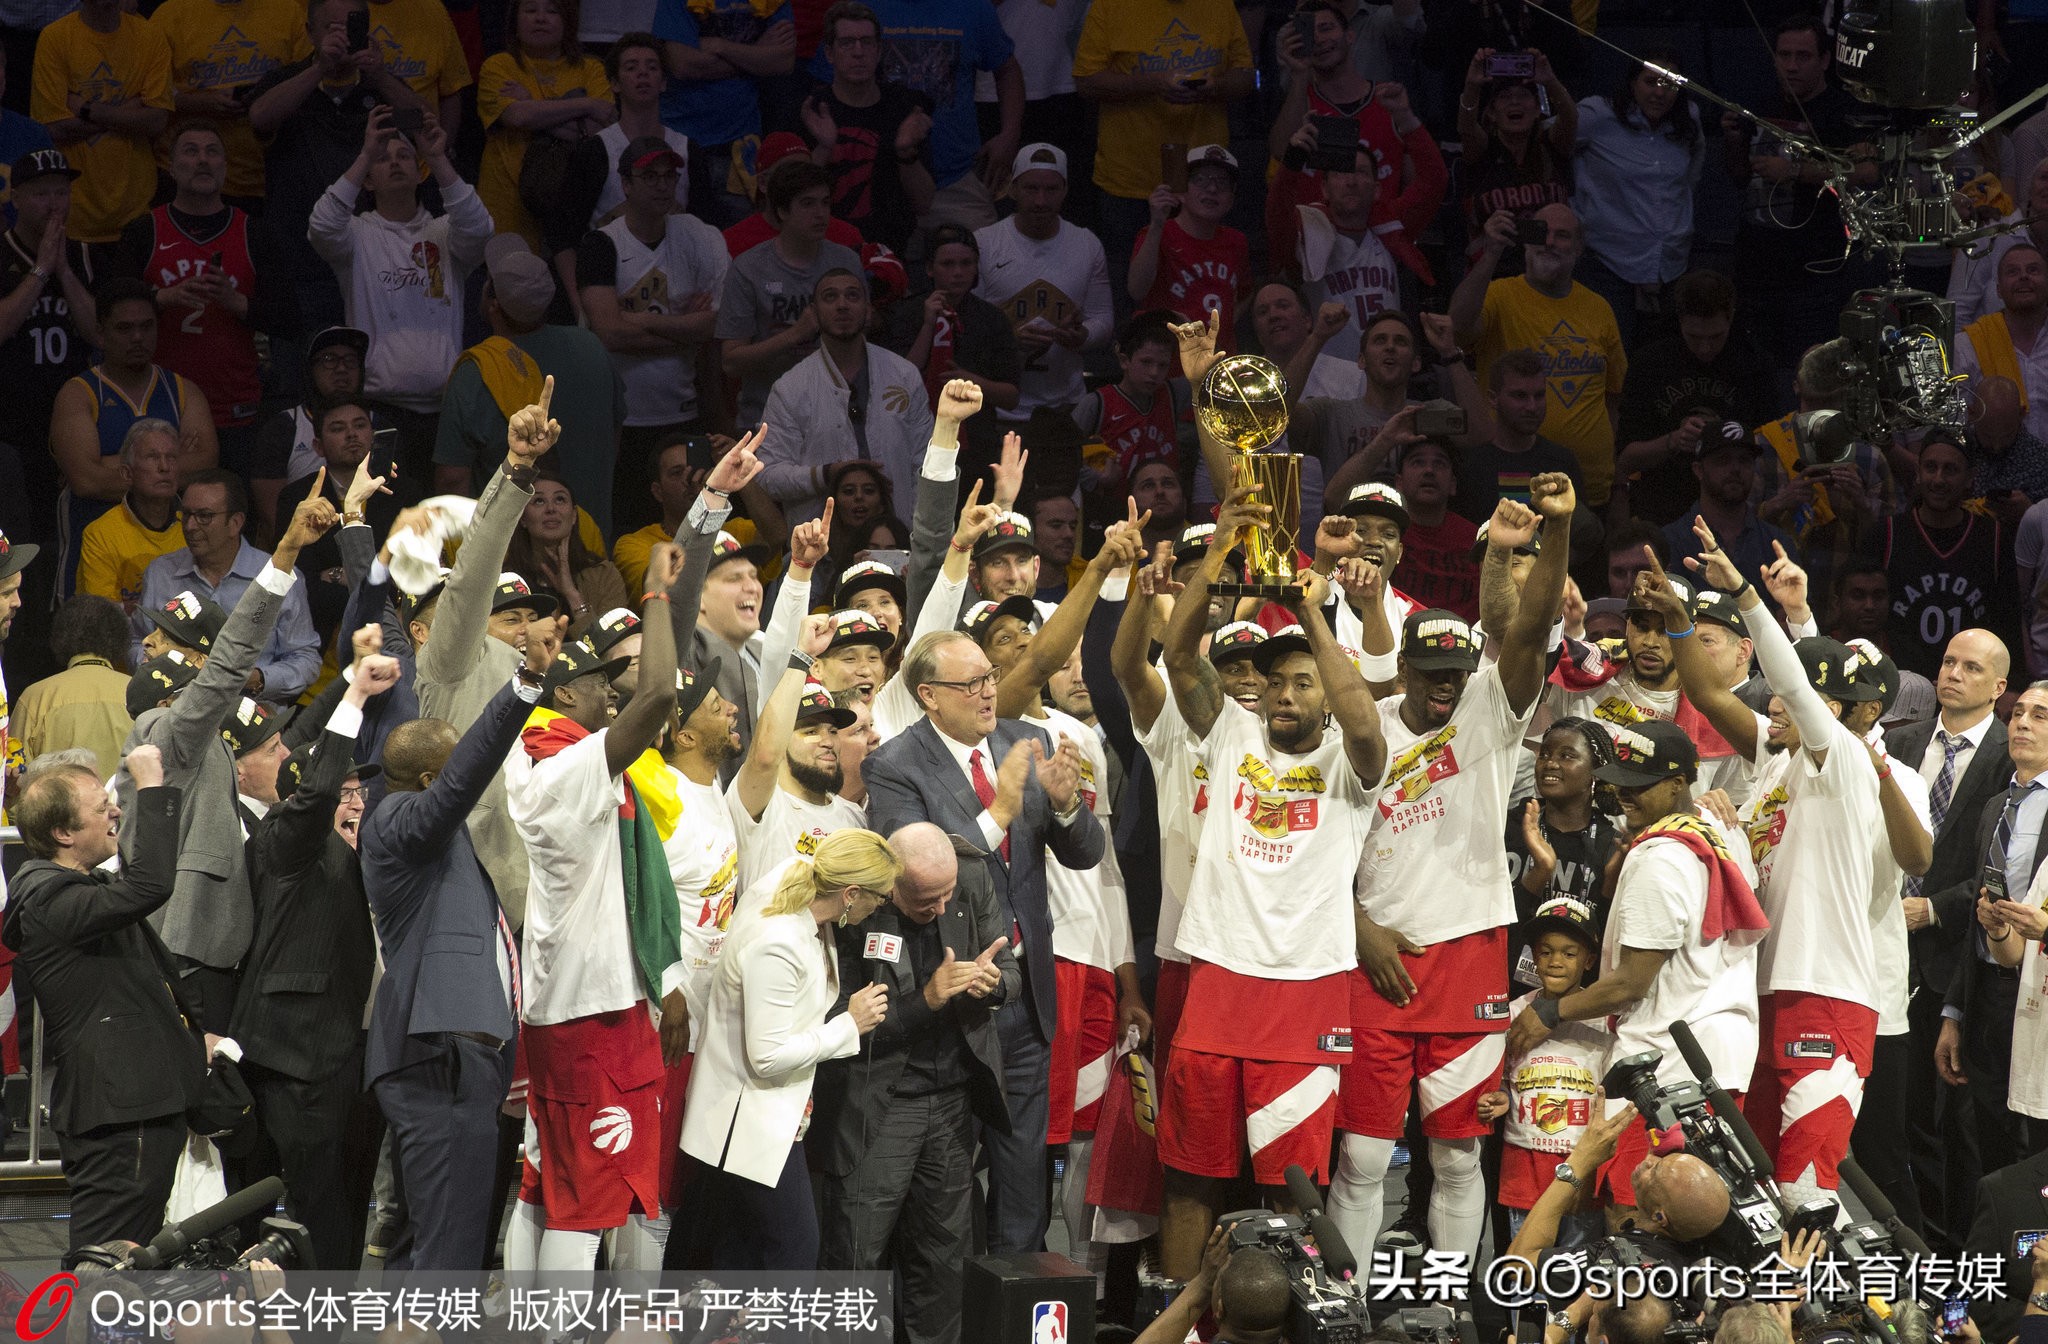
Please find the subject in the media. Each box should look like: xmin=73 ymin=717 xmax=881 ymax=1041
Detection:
xmin=862 ymin=626 xmax=1107 ymax=1256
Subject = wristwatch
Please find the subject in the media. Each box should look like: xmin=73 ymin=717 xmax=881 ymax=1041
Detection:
xmin=1547 ymin=1309 xmax=1576 ymax=1334
xmin=1554 ymin=1161 xmax=1581 ymax=1188
xmin=515 ymin=665 xmax=547 ymax=689
xmin=2029 ymin=1292 xmax=2048 ymax=1313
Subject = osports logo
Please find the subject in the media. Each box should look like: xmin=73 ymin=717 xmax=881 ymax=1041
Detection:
xmin=18 ymin=1272 xmax=75 ymax=1341
xmin=590 ymin=1106 xmax=633 ymax=1154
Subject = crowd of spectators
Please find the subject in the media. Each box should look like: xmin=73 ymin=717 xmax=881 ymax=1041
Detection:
xmin=0 ymin=0 xmax=2042 ymax=1340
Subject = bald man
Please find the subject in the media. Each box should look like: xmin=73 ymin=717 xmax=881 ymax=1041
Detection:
xmin=1885 ymin=629 xmax=2015 ymax=1239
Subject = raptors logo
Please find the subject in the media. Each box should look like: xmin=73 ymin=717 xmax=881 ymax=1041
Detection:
xmin=590 ymin=1105 xmax=633 ymax=1154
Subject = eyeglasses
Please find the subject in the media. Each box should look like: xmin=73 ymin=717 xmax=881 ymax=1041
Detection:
xmin=183 ymin=509 xmax=231 ymax=524
xmin=925 ymin=666 xmax=1002 ymax=697
xmin=339 ymin=785 xmax=369 ymax=801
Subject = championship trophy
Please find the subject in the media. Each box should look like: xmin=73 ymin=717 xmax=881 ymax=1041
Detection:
xmin=1195 ymin=353 xmax=1300 ymax=599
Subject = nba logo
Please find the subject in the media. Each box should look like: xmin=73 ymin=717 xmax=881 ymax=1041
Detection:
xmin=1032 ymin=1301 xmax=1068 ymax=1344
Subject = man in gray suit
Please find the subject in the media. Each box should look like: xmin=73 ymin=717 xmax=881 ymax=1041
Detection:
xmin=862 ymin=629 xmax=1106 ymax=1255
xmin=815 ymin=823 xmax=1021 ymax=1344
xmin=116 ymin=483 xmax=338 ymax=1030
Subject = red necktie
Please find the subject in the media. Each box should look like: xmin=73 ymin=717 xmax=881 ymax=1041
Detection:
xmin=970 ymin=748 xmax=1012 ymax=863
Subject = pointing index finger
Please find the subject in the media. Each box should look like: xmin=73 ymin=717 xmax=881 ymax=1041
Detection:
xmin=537 ymin=374 xmax=555 ymax=416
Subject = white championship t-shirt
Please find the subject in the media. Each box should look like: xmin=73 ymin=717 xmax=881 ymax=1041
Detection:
xmin=1033 ymin=707 xmax=1134 ymax=973
xmin=662 ymin=765 xmax=742 ymax=1051
xmin=1176 ymin=699 xmax=1378 ymax=981
xmin=504 ymin=729 xmax=642 ymax=1026
xmin=1359 ymin=665 xmax=1532 ymax=946
xmin=1131 ymin=665 xmax=1206 ymax=965
xmin=1742 ymin=718 xmax=1882 ymax=1003
xmin=729 ymin=784 xmax=867 ymax=906
xmin=1601 ymin=813 xmax=1762 ymax=1095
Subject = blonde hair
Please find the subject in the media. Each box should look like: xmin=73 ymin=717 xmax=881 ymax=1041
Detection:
xmin=764 ymin=828 xmax=903 ymax=917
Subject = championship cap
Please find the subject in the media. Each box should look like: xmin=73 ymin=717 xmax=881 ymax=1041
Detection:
xmin=1689 ymin=587 xmax=1745 ymax=635
xmin=219 ymin=698 xmax=282 ymax=757
xmin=961 ymin=596 xmax=1039 ymax=644
xmin=1523 ymin=895 xmax=1600 ymax=955
xmin=971 ymin=513 xmax=1035 ymax=563
xmin=590 ymin=607 xmax=641 ymax=657
xmin=795 ymin=679 xmax=857 ymax=729
xmin=127 ymin=650 xmax=199 ymax=718
xmin=278 ymin=743 xmax=380 ymax=797
xmin=544 ymin=638 xmax=629 ymax=693
xmin=1401 ymin=609 xmax=1481 ymax=672
xmin=675 ymin=661 xmax=724 ymax=721
xmin=1794 ymin=636 xmax=1862 ymax=702
xmin=1250 ymin=623 xmax=1311 ymax=673
xmin=1840 ymin=637 xmax=1896 ymax=707
xmin=708 ymin=530 xmax=770 ymax=573
xmin=1470 ymin=517 xmax=1541 ymax=561
xmin=492 ymin=572 xmax=559 ymax=619
xmin=826 ymin=609 xmax=894 ymax=653
xmin=1594 ymin=719 xmax=1698 ymax=788
xmin=833 ymin=560 xmax=906 ymax=613
xmin=1338 ymin=483 xmax=1410 ymax=531
xmin=1208 ymin=620 xmax=1268 ymax=667
xmin=145 ymin=590 xmax=227 ymax=653
xmin=1187 ymin=144 xmax=1240 ymax=175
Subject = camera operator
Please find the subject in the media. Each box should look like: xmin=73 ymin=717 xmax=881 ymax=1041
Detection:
xmin=2 ymin=744 xmax=200 ymax=1265
xmin=1503 ymin=709 xmax=1765 ymax=1227
xmin=1134 ymin=1222 xmax=1292 ymax=1344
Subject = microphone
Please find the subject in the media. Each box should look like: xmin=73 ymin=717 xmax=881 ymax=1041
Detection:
xmin=1669 ymin=1021 xmax=1777 ymax=1178
xmin=1837 ymin=1155 xmax=1932 ymax=1257
xmin=123 ymin=1177 xmax=285 ymax=1270
xmin=1284 ymin=1163 xmax=1325 ymax=1218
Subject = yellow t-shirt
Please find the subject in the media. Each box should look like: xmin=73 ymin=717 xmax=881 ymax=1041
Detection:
xmin=1071 ymin=0 xmax=1251 ymax=202
xmin=76 ymin=500 xmax=186 ymax=612
xmin=613 ymin=516 xmax=768 ymax=599
xmin=1473 ymin=277 xmax=1629 ymax=505
xmin=364 ymin=0 xmax=473 ymax=106
xmin=477 ymin=51 xmax=610 ymax=248
xmin=149 ymin=0 xmax=310 ymax=198
xmin=32 ymin=13 xmax=176 ymax=242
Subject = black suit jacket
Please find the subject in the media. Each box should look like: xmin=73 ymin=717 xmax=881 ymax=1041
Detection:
xmin=862 ymin=716 xmax=1108 ymax=1042
xmin=1 ymin=788 xmax=207 ymax=1134
xmin=1941 ymin=774 xmax=2048 ymax=1020
xmin=1885 ymin=717 xmax=2013 ymax=995
xmin=1963 ymin=1148 xmax=2048 ymax=1341
xmin=229 ymin=689 xmax=377 ymax=1084
xmin=809 ymin=837 xmax=1021 ymax=1178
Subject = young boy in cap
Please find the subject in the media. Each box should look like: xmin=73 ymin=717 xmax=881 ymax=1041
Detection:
xmin=1477 ymin=895 xmax=1610 ymax=1236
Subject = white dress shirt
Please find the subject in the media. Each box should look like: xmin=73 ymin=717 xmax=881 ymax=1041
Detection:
xmin=1916 ymin=710 xmax=1994 ymax=795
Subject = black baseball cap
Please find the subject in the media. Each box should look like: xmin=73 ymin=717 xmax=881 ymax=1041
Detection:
xmin=827 ymin=608 xmax=894 ymax=652
xmin=145 ymin=589 xmax=227 ymax=653
xmin=1338 ymin=483 xmax=1410 ymax=531
xmin=675 ymin=660 xmax=723 ymax=721
xmin=1208 ymin=620 xmax=1268 ymax=667
xmin=1523 ymin=895 xmax=1600 ymax=955
xmin=401 ymin=568 xmax=451 ymax=621
xmin=1624 ymin=574 xmax=1691 ymax=619
xmin=278 ymin=744 xmax=381 ymax=797
xmin=1594 ymin=719 xmax=1698 ymax=788
xmin=1794 ymin=636 xmax=1862 ymax=702
xmin=493 ymin=572 xmax=559 ymax=619
xmin=544 ymin=638 xmax=629 ymax=694
xmin=833 ymin=560 xmax=906 ymax=613
xmin=795 ymin=679 xmax=857 ymax=729
xmin=708 ymin=529 xmax=770 ymax=573
xmin=1401 ymin=609 xmax=1481 ymax=672
xmin=1837 ymin=638 xmax=1893 ymax=706
xmin=1470 ymin=518 xmax=1540 ymax=562
xmin=219 ymin=697 xmax=283 ymax=756
xmin=1693 ymin=419 xmax=1762 ymax=459
xmin=0 ymin=528 xmax=37 ymax=583
xmin=11 ymin=149 xmax=77 ymax=187
xmin=960 ymin=596 xmax=1039 ymax=644
xmin=308 ymin=325 xmax=369 ymax=363
xmin=1251 ymin=622 xmax=1312 ymax=673
xmin=1173 ymin=523 xmax=1218 ymax=568
xmin=1689 ymin=587 xmax=1745 ymax=635
xmin=127 ymin=650 xmax=199 ymax=718
xmin=590 ymin=606 xmax=641 ymax=657
xmin=971 ymin=512 xmax=1036 ymax=563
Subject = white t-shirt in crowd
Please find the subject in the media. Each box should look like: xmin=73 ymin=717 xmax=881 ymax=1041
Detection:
xmin=972 ymin=217 xmax=1114 ymax=416
xmin=591 ymin=122 xmax=691 ymax=224
xmin=589 ymin=213 xmax=728 ymax=427
xmin=1358 ymin=666 xmax=1532 ymax=945
xmin=1177 ymin=699 xmax=1379 ymax=981
xmin=1536 ymin=644 xmax=1761 ymax=806
xmin=1742 ymin=718 xmax=1882 ymax=1004
xmin=729 ymin=784 xmax=868 ymax=910
xmin=1033 ymin=707 xmax=1134 ymax=973
xmin=1601 ymin=813 xmax=1762 ymax=1096
xmin=504 ymin=730 xmax=643 ymax=1025
xmin=662 ymin=766 xmax=742 ymax=1051
xmin=1865 ymin=726 xmax=1927 ymax=1037
xmin=1132 ymin=665 xmax=1206 ymax=965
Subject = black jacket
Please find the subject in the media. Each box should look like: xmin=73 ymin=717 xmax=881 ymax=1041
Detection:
xmin=1885 ymin=717 xmax=2013 ymax=998
xmin=810 ymin=836 xmax=1022 ymax=1179
xmin=1962 ymin=1148 xmax=2048 ymax=1342
xmin=1942 ymin=768 xmax=2047 ymax=1021
xmin=2 ymin=787 xmax=206 ymax=1133
xmin=228 ymin=680 xmax=377 ymax=1084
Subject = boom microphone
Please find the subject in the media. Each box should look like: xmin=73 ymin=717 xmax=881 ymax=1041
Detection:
xmin=1284 ymin=1164 xmax=1325 ymax=1217
xmin=1308 ymin=1210 xmax=1360 ymax=1281
xmin=1669 ymin=1021 xmax=1778 ymax=1178
xmin=123 ymin=1177 xmax=285 ymax=1270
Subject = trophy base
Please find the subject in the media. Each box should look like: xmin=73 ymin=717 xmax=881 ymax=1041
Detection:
xmin=1213 ymin=581 xmax=1304 ymax=601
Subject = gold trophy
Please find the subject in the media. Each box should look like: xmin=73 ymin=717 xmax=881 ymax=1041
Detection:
xmin=1195 ymin=353 xmax=1300 ymax=598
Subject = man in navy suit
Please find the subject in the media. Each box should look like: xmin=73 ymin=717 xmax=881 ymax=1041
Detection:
xmin=360 ymin=618 xmax=562 ymax=1271
xmin=863 ymin=628 xmax=1108 ymax=1254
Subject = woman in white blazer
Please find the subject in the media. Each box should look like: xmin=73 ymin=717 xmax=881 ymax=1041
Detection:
xmin=676 ymin=828 xmax=900 ymax=1269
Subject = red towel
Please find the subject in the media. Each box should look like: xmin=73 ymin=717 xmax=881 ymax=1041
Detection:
xmin=1631 ymin=814 xmax=1770 ymax=945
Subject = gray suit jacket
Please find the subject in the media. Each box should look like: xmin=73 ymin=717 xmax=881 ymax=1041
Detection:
xmin=117 ymin=564 xmax=290 ymax=972
xmin=862 ymin=715 xmax=1107 ymax=1042
xmin=414 ymin=465 xmax=531 ymax=926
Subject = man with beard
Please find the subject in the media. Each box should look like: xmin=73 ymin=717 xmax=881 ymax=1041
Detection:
xmin=1450 ymin=204 xmax=1627 ymax=508
xmin=1645 ymin=525 xmax=1887 ymax=1212
xmin=1661 ymin=422 xmax=1800 ymax=616
xmin=729 ymin=669 xmax=866 ymax=892
xmin=1501 ymin=716 xmax=1765 ymax=1221
xmin=1327 ymin=481 xmax=1571 ymax=1281
xmin=1112 ymin=516 xmax=1263 ymax=1066
xmin=1154 ymin=478 xmax=1388 ymax=1284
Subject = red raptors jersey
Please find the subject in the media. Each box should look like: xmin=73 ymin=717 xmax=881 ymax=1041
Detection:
xmin=1133 ymin=219 xmax=1250 ymax=350
xmin=145 ymin=207 xmax=259 ymax=428
xmin=1098 ymin=384 xmax=1181 ymax=482
xmin=1303 ymin=87 xmax=1403 ymax=228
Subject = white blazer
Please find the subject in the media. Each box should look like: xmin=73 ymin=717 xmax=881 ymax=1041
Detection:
xmin=679 ymin=909 xmax=862 ymax=1186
